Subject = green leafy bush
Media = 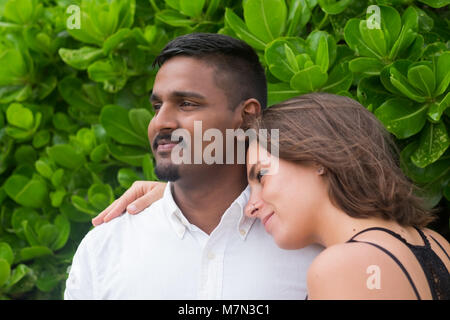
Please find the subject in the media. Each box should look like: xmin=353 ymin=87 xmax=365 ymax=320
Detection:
xmin=0 ymin=0 xmax=448 ymax=299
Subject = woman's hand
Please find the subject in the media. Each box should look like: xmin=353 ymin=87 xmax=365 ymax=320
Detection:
xmin=91 ymin=181 xmax=167 ymax=226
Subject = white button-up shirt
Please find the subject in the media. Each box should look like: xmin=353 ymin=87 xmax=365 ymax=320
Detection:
xmin=64 ymin=183 xmax=323 ymax=300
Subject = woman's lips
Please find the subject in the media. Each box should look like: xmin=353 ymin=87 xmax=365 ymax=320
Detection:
xmin=262 ymin=212 xmax=275 ymax=229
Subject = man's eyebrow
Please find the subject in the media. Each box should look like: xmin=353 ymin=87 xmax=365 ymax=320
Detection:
xmin=171 ymin=91 xmax=206 ymax=100
xmin=150 ymin=93 xmax=160 ymax=102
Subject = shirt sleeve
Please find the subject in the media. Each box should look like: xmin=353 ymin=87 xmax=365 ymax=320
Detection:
xmin=64 ymin=234 xmax=96 ymax=300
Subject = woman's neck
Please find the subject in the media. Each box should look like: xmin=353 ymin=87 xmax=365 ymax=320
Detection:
xmin=312 ymin=201 xmax=410 ymax=248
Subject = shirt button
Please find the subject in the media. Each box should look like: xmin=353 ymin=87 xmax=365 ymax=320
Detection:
xmin=207 ymin=252 xmax=215 ymax=260
xmin=239 ymin=229 xmax=246 ymax=236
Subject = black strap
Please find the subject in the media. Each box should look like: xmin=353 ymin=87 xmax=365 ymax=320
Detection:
xmin=429 ymin=235 xmax=450 ymax=261
xmin=348 ymin=239 xmax=421 ymax=300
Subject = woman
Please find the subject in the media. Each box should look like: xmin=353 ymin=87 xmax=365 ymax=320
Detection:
xmin=93 ymin=92 xmax=450 ymax=299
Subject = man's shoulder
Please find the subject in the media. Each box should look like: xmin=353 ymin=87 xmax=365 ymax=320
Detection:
xmin=81 ymin=199 xmax=167 ymax=251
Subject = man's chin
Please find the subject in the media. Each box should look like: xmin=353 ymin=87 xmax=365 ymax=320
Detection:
xmin=154 ymin=164 xmax=180 ymax=182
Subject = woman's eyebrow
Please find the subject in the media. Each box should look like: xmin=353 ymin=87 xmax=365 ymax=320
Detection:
xmin=248 ymin=163 xmax=259 ymax=181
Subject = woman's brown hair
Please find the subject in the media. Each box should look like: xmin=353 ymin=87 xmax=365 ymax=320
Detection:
xmin=252 ymin=92 xmax=435 ymax=228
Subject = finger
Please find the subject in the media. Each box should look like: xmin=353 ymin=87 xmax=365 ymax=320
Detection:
xmin=127 ymin=192 xmax=160 ymax=214
xmin=92 ymin=199 xmax=118 ymax=226
xmin=102 ymin=196 xmax=131 ymax=223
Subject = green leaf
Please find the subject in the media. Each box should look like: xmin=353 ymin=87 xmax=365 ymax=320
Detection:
xmin=107 ymin=142 xmax=148 ymax=167
xmin=349 ymin=57 xmax=384 ymax=75
xmin=100 ymin=105 xmax=148 ymax=148
xmin=4 ymin=0 xmax=42 ymax=24
xmin=374 ymin=98 xmax=427 ymax=139
xmin=52 ymin=214 xmax=70 ymax=250
xmin=4 ymin=264 xmax=30 ymax=289
xmin=35 ymin=159 xmax=53 ymax=179
xmin=435 ymin=52 xmax=450 ymax=96
xmin=0 ymin=85 xmax=32 ymax=104
xmin=0 ymin=259 xmax=10 ymax=287
xmin=128 ymin=108 xmax=152 ymax=139
xmin=243 ymin=0 xmax=287 ymax=43
xmin=428 ymin=92 xmax=450 ymax=122
xmin=47 ymin=144 xmax=85 ymax=170
xmin=359 ymin=19 xmax=387 ymax=57
xmin=411 ymin=121 xmax=450 ymax=168
xmin=142 ymin=153 xmax=157 ymax=181
xmin=322 ymin=62 xmax=352 ymax=94
xmin=87 ymin=57 xmax=128 ymax=93
xmin=118 ymin=168 xmax=141 ymax=188
xmin=6 ymin=103 xmax=33 ymax=130
xmin=318 ymin=0 xmax=353 ymax=15
xmin=71 ymin=195 xmax=98 ymax=216
xmin=0 ymin=242 xmax=14 ymax=265
xmin=265 ymin=38 xmax=307 ymax=82
xmin=401 ymin=141 xmax=450 ymax=184
xmin=290 ymin=65 xmax=328 ymax=92
xmin=90 ymin=143 xmax=109 ymax=163
xmin=306 ymin=30 xmax=336 ymax=69
xmin=88 ymin=184 xmax=113 ymax=211
xmin=180 ymin=0 xmax=205 ymax=17
xmin=103 ymin=28 xmax=131 ymax=55
xmin=37 ymin=224 xmax=59 ymax=248
xmin=32 ymin=130 xmax=50 ymax=149
xmin=344 ymin=19 xmax=382 ymax=59
xmin=286 ymin=0 xmax=311 ymax=36
xmin=407 ymin=65 xmax=435 ymax=97
xmin=390 ymin=67 xmax=427 ymax=103
xmin=58 ymin=77 xmax=107 ymax=113
xmin=224 ymin=8 xmax=266 ymax=51
xmin=59 ymin=47 xmax=104 ymax=70
xmin=267 ymin=82 xmax=301 ymax=106
xmin=50 ymin=189 xmax=66 ymax=208
xmin=0 ymin=49 xmax=28 ymax=86
xmin=417 ymin=0 xmax=450 ymax=8
xmin=4 ymin=175 xmax=48 ymax=208
xmin=315 ymin=36 xmax=329 ymax=73
xmin=19 ymin=246 xmax=52 ymax=262
xmin=155 ymin=9 xmax=194 ymax=27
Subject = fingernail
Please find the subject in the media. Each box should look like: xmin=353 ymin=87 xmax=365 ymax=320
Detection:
xmin=128 ymin=204 xmax=137 ymax=213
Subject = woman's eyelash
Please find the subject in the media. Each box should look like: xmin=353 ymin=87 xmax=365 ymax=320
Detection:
xmin=257 ymin=169 xmax=268 ymax=182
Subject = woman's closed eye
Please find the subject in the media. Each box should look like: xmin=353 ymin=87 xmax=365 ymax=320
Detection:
xmin=256 ymin=169 xmax=269 ymax=182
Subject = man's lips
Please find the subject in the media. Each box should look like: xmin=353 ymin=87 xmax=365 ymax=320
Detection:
xmin=156 ymin=142 xmax=178 ymax=152
xmin=153 ymin=137 xmax=183 ymax=152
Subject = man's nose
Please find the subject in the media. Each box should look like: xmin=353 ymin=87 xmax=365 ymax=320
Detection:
xmin=151 ymin=104 xmax=178 ymax=132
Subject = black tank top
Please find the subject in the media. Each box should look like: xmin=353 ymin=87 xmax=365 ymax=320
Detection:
xmin=346 ymin=227 xmax=450 ymax=300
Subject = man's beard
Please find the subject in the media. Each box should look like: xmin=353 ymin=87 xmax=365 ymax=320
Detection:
xmin=154 ymin=162 xmax=180 ymax=181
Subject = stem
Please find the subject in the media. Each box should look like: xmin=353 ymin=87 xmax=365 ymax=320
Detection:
xmin=317 ymin=13 xmax=329 ymax=30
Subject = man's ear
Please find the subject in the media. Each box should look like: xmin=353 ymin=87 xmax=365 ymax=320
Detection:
xmin=235 ymin=98 xmax=261 ymax=130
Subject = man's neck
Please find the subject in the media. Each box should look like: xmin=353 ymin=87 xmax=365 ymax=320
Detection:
xmin=171 ymin=166 xmax=248 ymax=235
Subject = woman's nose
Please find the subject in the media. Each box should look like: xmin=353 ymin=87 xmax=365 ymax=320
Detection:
xmin=244 ymin=199 xmax=264 ymax=218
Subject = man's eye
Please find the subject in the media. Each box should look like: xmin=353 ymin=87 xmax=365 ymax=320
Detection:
xmin=152 ymin=104 xmax=161 ymax=111
xmin=180 ymin=101 xmax=196 ymax=107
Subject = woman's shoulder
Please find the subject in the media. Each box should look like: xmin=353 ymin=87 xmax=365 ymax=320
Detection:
xmin=422 ymin=227 xmax=450 ymax=252
xmin=307 ymin=241 xmax=418 ymax=299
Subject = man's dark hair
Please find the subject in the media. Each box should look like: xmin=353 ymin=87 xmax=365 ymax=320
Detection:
xmin=153 ymin=33 xmax=267 ymax=110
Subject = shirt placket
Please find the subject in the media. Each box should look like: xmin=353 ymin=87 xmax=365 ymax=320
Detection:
xmin=197 ymin=207 xmax=237 ymax=300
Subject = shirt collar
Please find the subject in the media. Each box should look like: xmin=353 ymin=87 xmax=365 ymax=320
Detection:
xmin=162 ymin=182 xmax=256 ymax=240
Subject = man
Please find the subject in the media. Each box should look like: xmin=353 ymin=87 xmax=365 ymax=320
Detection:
xmin=64 ymin=33 xmax=322 ymax=299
